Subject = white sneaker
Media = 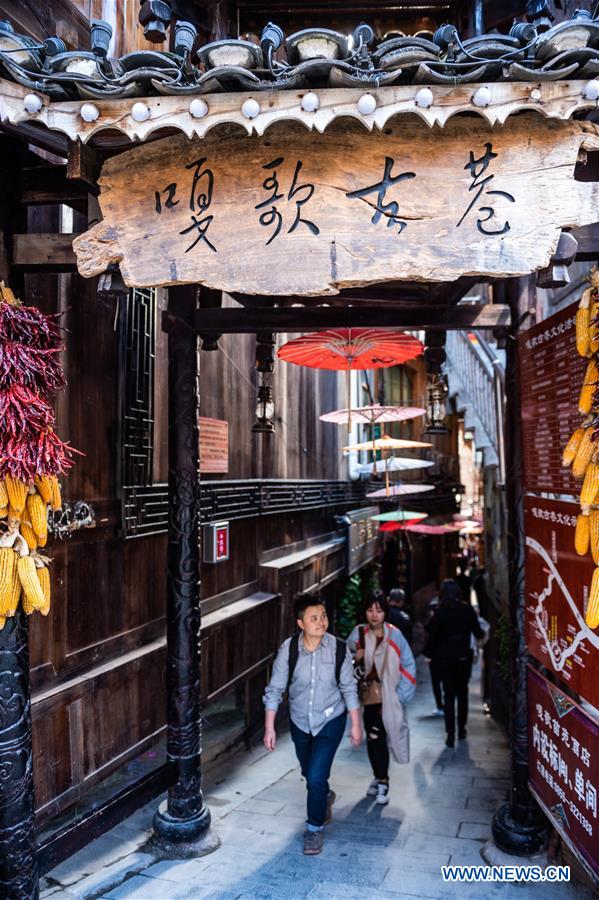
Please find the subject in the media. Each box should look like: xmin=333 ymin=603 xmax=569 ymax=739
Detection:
xmin=432 ymin=709 xmax=444 ymax=717
xmin=367 ymin=779 xmax=378 ymax=796
xmin=376 ymin=782 xmax=390 ymax=805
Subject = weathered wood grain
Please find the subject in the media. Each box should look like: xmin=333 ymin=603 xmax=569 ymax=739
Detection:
xmin=74 ymin=115 xmax=599 ymax=295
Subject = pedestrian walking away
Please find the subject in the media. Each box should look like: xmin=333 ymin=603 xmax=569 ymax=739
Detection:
xmin=386 ymin=587 xmax=413 ymax=645
xmin=348 ymin=593 xmax=417 ymax=806
xmin=425 ymin=579 xmax=484 ymax=748
xmin=423 ymin=597 xmax=444 ymax=717
xmin=263 ymin=594 xmax=363 ymax=856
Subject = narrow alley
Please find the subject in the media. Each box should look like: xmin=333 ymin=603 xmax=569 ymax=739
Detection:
xmin=40 ymin=661 xmax=590 ymax=900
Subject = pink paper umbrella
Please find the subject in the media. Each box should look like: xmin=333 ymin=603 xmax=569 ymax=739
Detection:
xmin=366 ymin=484 xmax=435 ymax=498
xmin=319 ymin=404 xmax=425 ymax=426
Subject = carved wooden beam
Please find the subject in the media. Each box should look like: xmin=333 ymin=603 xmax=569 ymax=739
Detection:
xmin=3 ymin=78 xmax=599 ymax=147
xmin=182 ymin=303 xmax=511 ymax=334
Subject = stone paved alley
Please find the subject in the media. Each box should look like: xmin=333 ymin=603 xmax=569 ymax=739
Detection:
xmin=41 ymin=661 xmax=594 ymax=900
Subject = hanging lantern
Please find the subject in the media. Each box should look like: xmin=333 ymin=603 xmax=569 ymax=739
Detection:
xmin=252 ymin=381 xmax=275 ymax=433
xmin=425 ymin=375 xmax=448 ymax=435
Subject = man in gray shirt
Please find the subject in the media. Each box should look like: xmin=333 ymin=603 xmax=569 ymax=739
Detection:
xmin=264 ymin=594 xmax=362 ymax=856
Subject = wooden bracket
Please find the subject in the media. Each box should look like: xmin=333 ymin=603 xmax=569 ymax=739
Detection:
xmin=66 ymin=140 xmax=100 ymax=196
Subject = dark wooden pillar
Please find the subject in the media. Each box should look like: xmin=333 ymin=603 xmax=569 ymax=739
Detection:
xmin=0 ymin=614 xmax=38 ymax=899
xmin=491 ymin=277 xmax=549 ymax=855
xmin=0 ymin=137 xmax=38 ymax=900
xmin=153 ymin=285 xmax=215 ymax=852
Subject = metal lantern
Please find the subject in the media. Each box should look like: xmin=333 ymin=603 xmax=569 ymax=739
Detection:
xmin=424 ymin=375 xmax=448 ymax=435
xmin=252 ymin=382 xmax=275 ymax=433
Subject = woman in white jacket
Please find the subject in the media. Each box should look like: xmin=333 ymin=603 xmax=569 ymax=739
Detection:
xmin=347 ymin=592 xmax=417 ymax=805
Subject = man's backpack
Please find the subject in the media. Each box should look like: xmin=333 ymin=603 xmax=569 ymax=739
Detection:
xmin=286 ymin=633 xmax=346 ymax=693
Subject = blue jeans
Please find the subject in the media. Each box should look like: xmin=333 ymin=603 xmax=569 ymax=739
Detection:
xmin=290 ymin=711 xmax=347 ymax=829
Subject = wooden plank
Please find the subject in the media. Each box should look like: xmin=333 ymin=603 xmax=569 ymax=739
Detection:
xmin=73 ymin=116 xmax=599 ymax=294
xmin=571 ymin=223 xmax=599 ymax=261
xmin=13 ymin=233 xmax=78 ymax=269
xmin=188 ymin=304 xmax=510 ymax=333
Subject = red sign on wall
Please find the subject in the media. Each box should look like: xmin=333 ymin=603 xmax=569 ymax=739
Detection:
xmin=528 ymin=666 xmax=599 ymax=879
xmin=519 ymin=303 xmax=586 ymax=496
xmin=524 ymin=497 xmax=599 ymax=709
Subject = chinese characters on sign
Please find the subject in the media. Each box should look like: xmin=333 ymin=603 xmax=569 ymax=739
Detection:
xmin=154 ymin=144 xmax=517 ymax=252
xmin=456 ymin=142 xmax=515 ymax=235
xmin=528 ymin=667 xmax=599 ymax=878
xmin=75 ymin=116 xmax=599 ymax=293
xmin=520 ymin=303 xmax=587 ymax=496
xmin=155 ymin=157 xmax=217 ymax=253
xmin=199 ymin=417 xmax=228 ymax=474
xmin=524 ymin=497 xmax=598 ymax=708
xmin=346 ymin=157 xmax=416 ymax=234
xmin=255 ymin=158 xmax=319 ymax=245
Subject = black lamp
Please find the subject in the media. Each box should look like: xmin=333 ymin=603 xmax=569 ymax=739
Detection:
xmin=252 ymin=381 xmax=275 ymax=433
xmin=424 ymin=375 xmax=448 ymax=435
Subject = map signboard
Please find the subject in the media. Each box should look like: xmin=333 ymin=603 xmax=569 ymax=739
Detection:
xmin=524 ymin=497 xmax=599 ymax=708
xmin=528 ymin=666 xmax=599 ymax=879
xmin=520 ymin=303 xmax=586 ymax=497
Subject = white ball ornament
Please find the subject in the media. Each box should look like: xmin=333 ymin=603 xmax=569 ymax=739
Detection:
xmin=415 ymin=87 xmax=433 ymax=109
xmin=241 ymin=98 xmax=260 ymax=119
xmin=472 ymin=86 xmax=491 ymax=108
xmin=131 ymin=102 xmax=150 ymax=123
xmin=23 ymin=94 xmax=43 ymax=114
xmin=357 ymin=93 xmax=376 ymax=115
xmin=189 ymin=98 xmax=208 ymax=119
xmin=583 ymin=79 xmax=599 ymax=101
xmin=80 ymin=103 xmax=100 ymax=123
xmin=301 ymin=92 xmax=320 ymax=112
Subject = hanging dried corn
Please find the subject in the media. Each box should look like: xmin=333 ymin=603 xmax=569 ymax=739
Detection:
xmin=0 ymin=282 xmax=81 ymax=622
xmin=565 ymin=268 xmax=599 ymax=629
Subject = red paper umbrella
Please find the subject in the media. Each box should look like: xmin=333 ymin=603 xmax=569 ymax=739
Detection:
xmin=278 ymin=329 xmax=424 ymax=370
xmin=379 ymin=519 xmax=426 ymax=532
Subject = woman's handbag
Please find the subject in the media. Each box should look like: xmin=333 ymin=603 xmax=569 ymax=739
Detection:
xmin=360 ymin=678 xmax=383 ymax=706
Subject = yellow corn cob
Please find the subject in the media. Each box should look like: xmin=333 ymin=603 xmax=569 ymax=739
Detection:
xmin=563 ymin=428 xmax=585 ymax=466
xmin=4 ymin=477 xmax=28 ymax=515
xmin=575 ymin=513 xmax=590 ymax=555
xmin=19 ymin=521 xmax=37 ymax=552
xmin=50 ymin=477 xmax=61 ymax=512
xmin=591 ymin=296 xmax=599 ymax=353
xmin=590 ymin=510 xmax=599 ymax=565
xmin=34 ymin=476 xmax=53 ymax=504
xmin=581 ymin=463 xmax=599 ymax=507
xmin=0 ymin=507 xmax=7 ymax=519
xmin=586 ymin=567 xmax=599 ymax=629
xmin=572 ymin=429 xmax=596 ymax=478
xmin=0 ymin=547 xmax=17 ymax=617
xmin=26 ymin=493 xmax=47 ymax=545
xmin=576 ymin=305 xmax=591 ymax=357
xmin=7 ymin=506 xmax=21 ymax=523
xmin=0 ymin=479 xmax=7 ymax=507
xmin=0 ymin=617 xmax=5 ymax=630
xmin=37 ymin=565 xmax=51 ymax=616
xmin=17 ymin=556 xmax=44 ymax=612
xmin=579 ymin=360 xmax=599 ymax=414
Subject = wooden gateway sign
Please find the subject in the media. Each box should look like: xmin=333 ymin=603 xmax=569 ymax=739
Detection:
xmin=73 ymin=115 xmax=599 ymax=295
